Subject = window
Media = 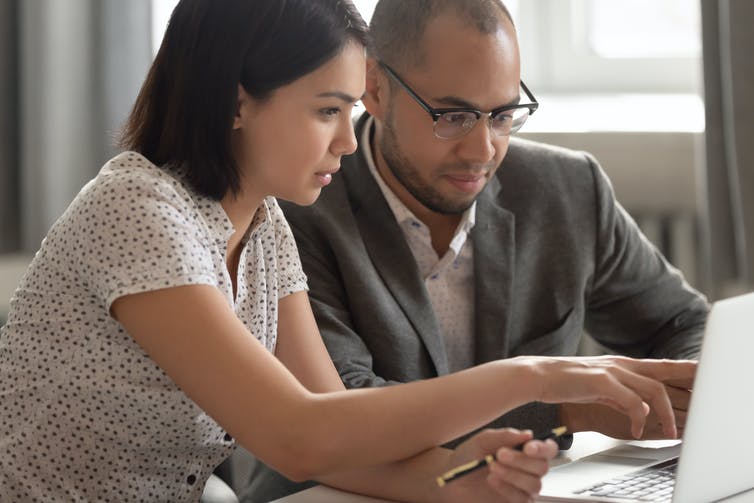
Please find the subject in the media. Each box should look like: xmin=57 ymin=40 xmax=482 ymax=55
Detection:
xmin=353 ymin=0 xmax=378 ymax=22
xmin=511 ymin=0 xmax=702 ymax=94
xmin=151 ymin=0 xmax=176 ymax=54
xmin=588 ymin=0 xmax=700 ymax=59
xmin=507 ymin=0 xmax=703 ymax=132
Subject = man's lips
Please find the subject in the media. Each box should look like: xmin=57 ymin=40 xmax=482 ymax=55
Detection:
xmin=446 ymin=174 xmax=485 ymax=182
xmin=444 ymin=173 xmax=487 ymax=193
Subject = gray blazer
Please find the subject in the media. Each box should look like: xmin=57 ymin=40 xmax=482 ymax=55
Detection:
xmin=240 ymin=114 xmax=709 ymax=502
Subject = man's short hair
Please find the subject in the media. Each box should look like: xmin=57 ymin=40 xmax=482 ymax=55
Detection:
xmin=368 ymin=0 xmax=514 ymax=69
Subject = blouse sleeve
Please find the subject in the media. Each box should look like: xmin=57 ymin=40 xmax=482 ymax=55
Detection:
xmin=60 ymin=166 xmax=219 ymax=310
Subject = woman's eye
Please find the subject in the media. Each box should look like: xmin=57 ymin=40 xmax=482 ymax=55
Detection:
xmin=320 ymin=107 xmax=341 ymax=118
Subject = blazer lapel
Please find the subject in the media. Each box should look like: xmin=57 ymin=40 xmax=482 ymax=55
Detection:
xmin=342 ymin=116 xmax=449 ymax=375
xmin=472 ymin=177 xmax=516 ymax=363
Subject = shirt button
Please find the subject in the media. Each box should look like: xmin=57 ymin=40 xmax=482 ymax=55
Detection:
xmin=186 ymin=474 xmax=197 ymax=485
xmin=224 ymin=433 xmax=233 ymax=442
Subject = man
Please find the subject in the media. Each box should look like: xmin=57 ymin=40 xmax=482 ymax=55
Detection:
xmin=241 ymin=0 xmax=707 ymax=500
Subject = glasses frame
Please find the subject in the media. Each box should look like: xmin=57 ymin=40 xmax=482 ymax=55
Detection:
xmin=378 ymin=61 xmax=539 ymax=139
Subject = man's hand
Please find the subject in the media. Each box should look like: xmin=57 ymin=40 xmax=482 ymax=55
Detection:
xmin=559 ymin=359 xmax=695 ymax=439
xmin=440 ymin=428 xmax=558 ymax=503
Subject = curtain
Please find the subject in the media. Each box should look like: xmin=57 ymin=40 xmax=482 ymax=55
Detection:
xmin=0 ymin=0 xmax=152 ymax=253
xmin=700 ymin=0 xmax=754 ymax=299
xmin=0 ymin=0 xmax=19 ymax=253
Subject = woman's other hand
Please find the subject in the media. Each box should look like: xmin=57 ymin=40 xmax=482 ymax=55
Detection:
xmin=440 ymin=428 xmax=558 ymax=503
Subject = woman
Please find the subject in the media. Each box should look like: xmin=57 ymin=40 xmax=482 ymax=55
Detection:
xmin=0 ymin=0 xmax=689 ymax=501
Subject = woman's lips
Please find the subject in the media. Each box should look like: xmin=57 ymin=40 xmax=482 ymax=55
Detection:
xmin=315 ymin=167 xmax=340 ymax=187
xmin=316 ymin=173 xmax=333 ymax=186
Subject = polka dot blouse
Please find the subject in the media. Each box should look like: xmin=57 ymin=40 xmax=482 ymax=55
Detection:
xmin=0 ymin=152 xmax=308 ymax=501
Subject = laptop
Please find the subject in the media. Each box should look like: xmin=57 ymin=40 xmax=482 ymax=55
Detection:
xmin=538 ymin=292 xmax=754 ymax=503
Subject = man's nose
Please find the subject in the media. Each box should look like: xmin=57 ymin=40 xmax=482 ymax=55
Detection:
xmin=454 ymin=118 xmax=498 ymax=164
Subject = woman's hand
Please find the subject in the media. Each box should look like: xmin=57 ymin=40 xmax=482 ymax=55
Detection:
xmin=520 ymin=356 xmax=696 ymax=439
xmin=440 ymin=428 xmax=558 ymax=503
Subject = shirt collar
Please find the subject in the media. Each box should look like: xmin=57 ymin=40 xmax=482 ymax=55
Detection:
xmin=170 ymin=165 xmax=271 ymax=245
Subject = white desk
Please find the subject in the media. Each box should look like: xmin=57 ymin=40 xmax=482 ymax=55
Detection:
xmin=270 ymin=432 xmax=754 ymax=502
xmin=270 ymin=433 xmax=622 ymax=503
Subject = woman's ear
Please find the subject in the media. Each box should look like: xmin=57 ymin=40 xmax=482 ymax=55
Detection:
xmin=361 ymin=58 xmax=388 ymax=120
xmin=233 ymin=84 xmax=248 ymax=130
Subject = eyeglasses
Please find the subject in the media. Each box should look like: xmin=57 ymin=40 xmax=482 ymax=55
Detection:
xmin=378 ymin=62 xmax=539 ymax=140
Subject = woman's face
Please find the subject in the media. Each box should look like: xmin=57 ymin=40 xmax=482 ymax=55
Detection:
xmin=233 ymin=41 xmax=366 ymax=206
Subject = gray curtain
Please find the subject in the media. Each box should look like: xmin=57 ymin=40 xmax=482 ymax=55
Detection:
xmin=0 ymin=0 xmax=152 ymax=253
xmin=701 ymin=0 xmax=754 ymax=299
xmin=0 ymin=0 xmax=20 ymax=253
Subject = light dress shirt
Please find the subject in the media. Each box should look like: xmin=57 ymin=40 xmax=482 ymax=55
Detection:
xmin=361 ymin=117 xmax=476 ymax=372
xmin=0 ymin=152 xmax=307 ymax=501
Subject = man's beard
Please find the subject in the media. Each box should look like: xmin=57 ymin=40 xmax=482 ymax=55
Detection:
xmin=379 ymin=113 xmax=480 ymax=215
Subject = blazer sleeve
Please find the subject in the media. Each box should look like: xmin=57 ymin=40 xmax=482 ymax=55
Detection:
xmin=585 ymin=153 xmax=709 ymax=359
xmin=283 ymin=207 xmax=402 ymax=389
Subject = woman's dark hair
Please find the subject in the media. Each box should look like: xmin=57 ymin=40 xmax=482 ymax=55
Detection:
xmin=120 ymin=0 xmax=368 ymax=200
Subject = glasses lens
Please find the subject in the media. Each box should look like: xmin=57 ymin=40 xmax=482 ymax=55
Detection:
xmin=434 ymin=111 xmax=479 ymax=139
xmin=492 ymin=107 xmax=531 ymax=136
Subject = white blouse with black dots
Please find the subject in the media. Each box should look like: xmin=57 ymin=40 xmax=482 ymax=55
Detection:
xmin=0 ymin=151 xmax=308 ymax=502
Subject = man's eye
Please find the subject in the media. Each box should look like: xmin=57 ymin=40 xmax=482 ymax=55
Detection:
xmin=492 ymin=113 xmax=513 ymax=125
xmin=441 ymin=113 xmax=472 ymax=124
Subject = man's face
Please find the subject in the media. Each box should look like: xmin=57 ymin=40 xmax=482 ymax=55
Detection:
xmin=370 ymin=14 xmax=521 ymax=215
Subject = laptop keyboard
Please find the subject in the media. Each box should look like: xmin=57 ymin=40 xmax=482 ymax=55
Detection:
xmin=574 ymin=457 xmax=678 ymax=502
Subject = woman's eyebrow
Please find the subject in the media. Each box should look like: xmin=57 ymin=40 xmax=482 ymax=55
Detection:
xmin=317 ymin=91 xmax=365 ymax=103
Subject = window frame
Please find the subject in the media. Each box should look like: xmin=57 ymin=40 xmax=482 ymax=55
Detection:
xmin=513 ymin=0 xmax=702 ymax=94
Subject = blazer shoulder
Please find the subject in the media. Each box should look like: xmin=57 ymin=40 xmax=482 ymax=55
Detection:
xmin=503 ymin=136 xmax=596 ymax=173
xmin=493 ymin=137 xmax=610 ymax=213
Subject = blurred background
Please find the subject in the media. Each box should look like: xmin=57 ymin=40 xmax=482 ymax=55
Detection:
xmin=1 ymin=0 xmax=753 ymax=325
